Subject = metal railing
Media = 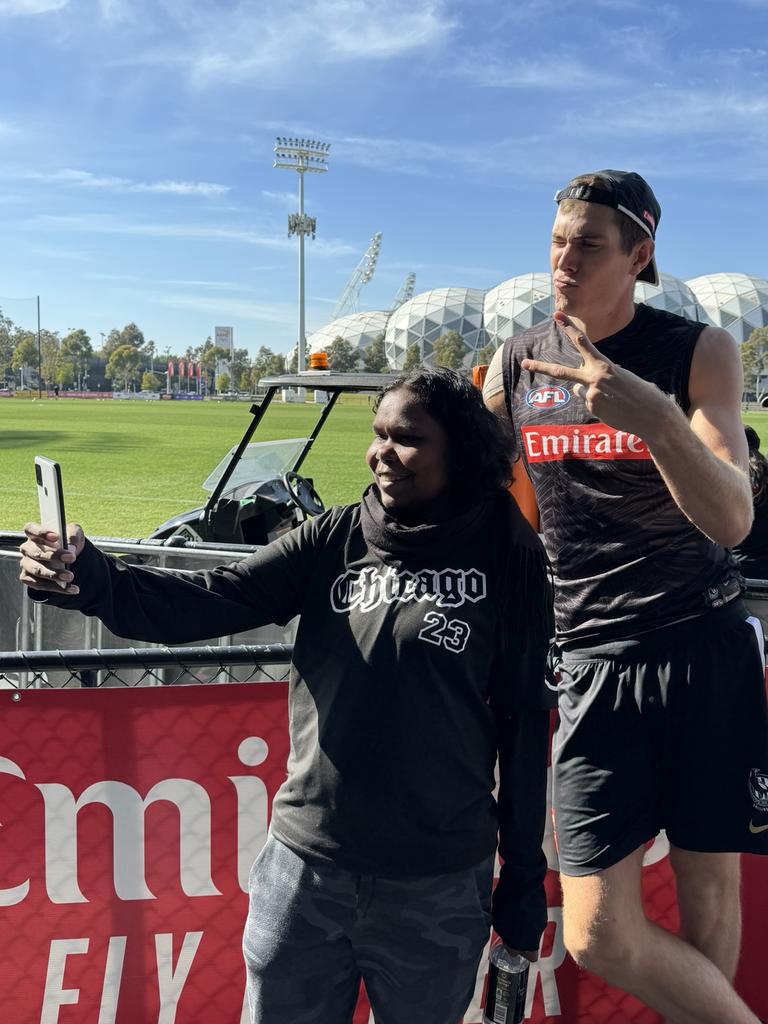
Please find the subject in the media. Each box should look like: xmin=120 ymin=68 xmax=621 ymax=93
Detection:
xmin=0 ymin=532 xmax=296 ymax=686
xmin=0 ymin=643 xmax=293 ymax=690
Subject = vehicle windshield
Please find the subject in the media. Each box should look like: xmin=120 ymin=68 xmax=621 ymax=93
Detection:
xmin=201 ymin=438 xmax=308 ymax=493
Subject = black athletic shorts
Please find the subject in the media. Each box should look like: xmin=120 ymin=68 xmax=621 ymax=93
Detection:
xmin=551 ymin=600 xmax=768 ymax=876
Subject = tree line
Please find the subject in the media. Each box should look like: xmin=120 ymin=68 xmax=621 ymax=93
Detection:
xmin=323 ymin=331 xmax=497 ymax=373
xmin=0 ymin=313 xmax=291 ymax=394
xmin=0 ymin=310 xmax=502 ymax=395
xmin=740 ymin=327 xmax=768 ymax=401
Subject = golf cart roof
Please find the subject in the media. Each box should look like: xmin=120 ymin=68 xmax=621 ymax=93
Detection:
xmin=260 ymin=372 xmax=399 ymax=393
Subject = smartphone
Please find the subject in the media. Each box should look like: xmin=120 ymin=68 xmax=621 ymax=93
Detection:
xmin=34 ymin=456 xmax=67 ymax=546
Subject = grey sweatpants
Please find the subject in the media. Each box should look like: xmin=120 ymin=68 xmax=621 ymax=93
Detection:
xmin=242 ymin=835 xmax=494 ymax=1024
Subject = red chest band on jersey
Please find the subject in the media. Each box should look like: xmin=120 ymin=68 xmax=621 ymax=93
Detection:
xmin=522 ymin=424 xmax=652 ymax=463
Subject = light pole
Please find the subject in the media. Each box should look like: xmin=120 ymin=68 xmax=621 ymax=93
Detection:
xmin=273 ymin=137 xmax=330 ymax=378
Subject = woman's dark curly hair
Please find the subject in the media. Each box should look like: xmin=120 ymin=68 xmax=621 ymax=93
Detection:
xmin=374 ymin=367 xmax=514 ymax=498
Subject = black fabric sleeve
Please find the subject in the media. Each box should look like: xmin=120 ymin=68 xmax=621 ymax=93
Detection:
xmin=491 ymin=699 xmax=550 ymax=950
xmin=489 ymin=508 xmax=552 ymax=949
xmin=35 ymin=508 xmax=344 ymax=644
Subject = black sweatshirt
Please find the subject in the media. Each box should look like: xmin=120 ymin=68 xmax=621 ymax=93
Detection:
xmin=39 ymin=486 xmax=551 ymax=949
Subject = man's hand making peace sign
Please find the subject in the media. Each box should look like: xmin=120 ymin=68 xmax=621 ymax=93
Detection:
xmin=521 ymin=311 xmax=671 ymax=442
xmin=517 ymin=310 xmax=753 ymax=549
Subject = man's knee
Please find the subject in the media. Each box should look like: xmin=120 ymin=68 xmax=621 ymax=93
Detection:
xmin=560 ymin=857 xmax=646 ymax=983
xmin=563 ymin=909 xmax=639 ymax=980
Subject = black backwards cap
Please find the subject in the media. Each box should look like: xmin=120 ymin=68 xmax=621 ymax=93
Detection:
xmin=554 ymin=169 xmax=661 ymax=286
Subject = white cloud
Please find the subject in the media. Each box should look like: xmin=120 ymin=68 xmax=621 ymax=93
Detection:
xmin=143 ymin=290 xmax=295 ymax=324
xmin=132 ymin=180 xmax=230 ymax=197
xmin=26 ymin=168 xmax=231 ymax=197
xmin=566 ymin=88 xmax=768 ymax=140
xmin=112 ymin=0 xmax=455 ymax=85
xmin=27 ymin=213 xmax=359 ymax=256
xmin=457 ymin=55 xmax=622 ymax=90
xmin=262 ymin=189 xmax=299 ymax=209
xmin=98 ymin=0 xmax=132 ymax=20
xmin=0 ymin=0 xmax=68 ymax=14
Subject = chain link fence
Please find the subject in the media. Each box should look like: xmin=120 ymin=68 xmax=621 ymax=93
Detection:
xmin=0 ymin=643 xmax=294 ymax=689
xmin=0 ymin=532 xmax=296 ymax=688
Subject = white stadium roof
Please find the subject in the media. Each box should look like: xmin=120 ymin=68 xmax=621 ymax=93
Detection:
xmin=305 ymin=270 xmax=767 ymax=370
xmin=686 ymin=273 xmax=768 ymax=344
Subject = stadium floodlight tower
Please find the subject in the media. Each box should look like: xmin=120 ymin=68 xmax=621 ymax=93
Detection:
xmin=274 ymin=137 xmax=330 ymax=377
xmin=331 ymin=232 xmax=382 ymax=321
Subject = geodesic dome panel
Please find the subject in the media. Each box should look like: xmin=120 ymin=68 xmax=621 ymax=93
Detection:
xmin=686 ymin=273 xmax=768 ymax=343
xmin=634 ymin=272 xmax=711 ymax=323
xmin=384 ymin=287 xmax=488 ymax=369
xmin=484 ymin=273 xmax=554 ymax=346
xmin=307 ymin=310 xmax=391 ymax=357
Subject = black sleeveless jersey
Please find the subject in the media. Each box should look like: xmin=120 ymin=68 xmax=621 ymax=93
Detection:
xmin=502 ymin=303 xmax=736 ymax=645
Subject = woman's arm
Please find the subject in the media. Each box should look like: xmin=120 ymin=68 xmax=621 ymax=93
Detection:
xmin=19 ymin=514 xmax=328 ymax=644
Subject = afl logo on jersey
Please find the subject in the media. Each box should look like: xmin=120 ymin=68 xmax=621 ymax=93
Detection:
xmin=525 ymin=385 xmax=571 ymax=410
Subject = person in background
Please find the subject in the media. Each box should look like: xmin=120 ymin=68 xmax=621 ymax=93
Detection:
xmin=20 ymin=367 xmax=552 ymax=1024
xmin=733 ymin=425 xmax=768 ymax=579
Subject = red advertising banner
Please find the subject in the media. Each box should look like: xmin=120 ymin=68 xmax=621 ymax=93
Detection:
xmin=0 ymin=686 xmax=764 ymax=1024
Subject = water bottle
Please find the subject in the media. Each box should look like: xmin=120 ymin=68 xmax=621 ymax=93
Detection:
xmin=482 ymin=939 xmax=530 ymax=1024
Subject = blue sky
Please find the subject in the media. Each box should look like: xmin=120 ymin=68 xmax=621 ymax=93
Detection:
xmin=0 ymin=0 xmax=766 ymax=357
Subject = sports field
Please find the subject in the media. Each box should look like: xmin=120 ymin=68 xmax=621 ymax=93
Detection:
xmin=3 ymin=398 xmax=768 ymax=539
xmin=1 ymin=396 xmax=376 ymax=536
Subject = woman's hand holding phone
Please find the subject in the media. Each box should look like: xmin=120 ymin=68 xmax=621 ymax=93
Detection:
xmin=19 ymin=523 xmax=85 ymax=594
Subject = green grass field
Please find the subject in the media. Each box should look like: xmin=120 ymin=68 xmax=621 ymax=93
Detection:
xmin=1 ymin=396 xmax=377 ymax=536
xmin=3 ymin=398 xmax=768 ymax=538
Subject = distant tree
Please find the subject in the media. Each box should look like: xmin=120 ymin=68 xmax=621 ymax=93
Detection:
xmin=56 ymin=361 xmax=75 ymax=390
xmin=198 ymin=343 xmax=231 ymax=393
xmin=230 ymin=347 xmax=250 ymax=386
xmin=403 ymin=344 xmax=422 ymax=371
xmin=217 ymin=371 xmax=231 ymax=394
xmin=0 ymin=309 xmax=15 ymax=381
xmin=432 ymin=331 xmax=467 ymax=370
xmin=87 ymin=352 xmax=108 ymax=392
xmin=106 ymin=344 xmax=142 ymax=390
xmin=239 ymin=370 xmax=252 ymax=393
xmin=362 ymin=334 xmax=388 ymax=373
xmin=287 ymin=348 xmax=298 ymax=374
xmin=101 ymin=329 xmax=123 ymax=357
xmin=251 ymin=345 xmax=285 ymax=389
xmin=475 ymin=342 xmax=497 ymax=367
xmin=141 ymin=371 xmax=162 ymax=392
xmin=40 ymin=331 xmax=62 ymax=388
xmin=11 ymin=333 xmax=38 ymax=388
xmin=742 ymin=327 xmax=768 ymax=398
xmin=327 ymin=336 xmax=359 ymax=372
xmin=120 ymin=322 xmax=146 ymax=351
xmin=61 ymin=329 xmax=93 ymax=390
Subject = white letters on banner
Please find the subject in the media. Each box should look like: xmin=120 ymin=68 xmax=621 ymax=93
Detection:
xmin=0 ymin=740 xmax=271 ymax=906
xmin=40 ymin=932 xmax=203 ymax=1024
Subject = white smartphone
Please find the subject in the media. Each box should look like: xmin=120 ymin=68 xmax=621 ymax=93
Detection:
xmin=34 ymin=456 xmax=67 ymax=546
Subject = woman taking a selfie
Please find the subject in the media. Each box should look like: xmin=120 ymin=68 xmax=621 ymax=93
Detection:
xmin=20 ymin=367 xmax=552 ymax=1024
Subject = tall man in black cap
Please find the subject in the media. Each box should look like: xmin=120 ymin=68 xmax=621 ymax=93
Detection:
xmin=484 ymin=169 xmax=768 ymax=1022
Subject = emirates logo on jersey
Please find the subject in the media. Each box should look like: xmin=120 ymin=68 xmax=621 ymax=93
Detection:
xmin=522 ymin=424 xmax=651 ymax=463
xmin=525 ymin=385 xmax=571 ymax=410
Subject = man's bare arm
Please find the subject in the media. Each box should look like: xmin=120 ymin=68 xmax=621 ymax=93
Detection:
xmin=483 ymin=346 xmax=509 ymax=420
xmin=647 ymin=325 xmax=752 ymax=548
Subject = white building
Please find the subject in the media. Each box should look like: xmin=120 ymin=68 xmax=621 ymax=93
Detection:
xmin=384 ymin=287 xmax=488 ymax=369
xmin=686 ymin=273 xmax=768 ymax=344
xmin=306 ymin=310 xmax=390 ymax=360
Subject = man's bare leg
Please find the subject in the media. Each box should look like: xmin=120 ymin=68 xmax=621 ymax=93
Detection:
xmin=669 ymin=847 xmax=742 ymax=979
xmin=660 ymin=848 xmax=743 ymax=1024
xmin=560 ymin=847 xmax=759 ymax=1024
